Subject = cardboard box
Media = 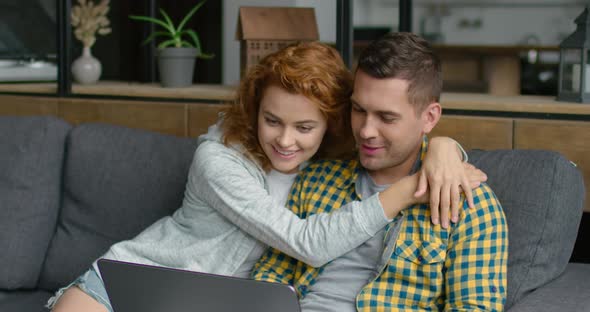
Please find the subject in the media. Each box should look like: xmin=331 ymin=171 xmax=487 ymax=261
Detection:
xmin=236 ymin=7 xmax=319 ymax=77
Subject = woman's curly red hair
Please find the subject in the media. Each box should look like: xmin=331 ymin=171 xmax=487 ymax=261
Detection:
xmin=221 ymin=41 xmax=354 ymax=171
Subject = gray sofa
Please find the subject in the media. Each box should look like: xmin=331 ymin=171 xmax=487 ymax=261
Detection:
xmin=0 ymin=115 xmax=588 ymax=311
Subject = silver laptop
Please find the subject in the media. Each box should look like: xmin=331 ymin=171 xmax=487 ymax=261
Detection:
xmin=97 ymin=258 xmax=300 ymax=312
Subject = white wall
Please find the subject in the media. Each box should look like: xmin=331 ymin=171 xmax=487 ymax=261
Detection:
xmin=439 ymin=7 xmax=581 ymax=45
xmin=224 ymin=1 xmax=585 ymax=83
xmin=353 ymin=0 xmax=584 ymax=45
xmin=222 ymin=0 xmax=336 ymax=85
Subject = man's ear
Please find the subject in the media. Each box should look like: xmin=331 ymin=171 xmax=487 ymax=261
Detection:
xmin=421 ymin=102 xmax=442 ymax=134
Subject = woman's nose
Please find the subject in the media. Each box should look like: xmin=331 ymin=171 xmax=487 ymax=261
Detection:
xmin=276 ymin=128 xmax=295 ymax=147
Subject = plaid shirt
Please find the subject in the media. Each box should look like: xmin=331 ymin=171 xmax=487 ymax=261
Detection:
xmin=252 ymin=138 xmax=508 ymax=311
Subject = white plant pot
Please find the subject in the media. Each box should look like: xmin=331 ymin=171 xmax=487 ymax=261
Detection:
xmin=72 ymin=47 xmax=102 ymax=84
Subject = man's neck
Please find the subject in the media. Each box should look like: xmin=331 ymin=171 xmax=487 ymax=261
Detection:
xmin=366 ymin=146 xmax=422 ymax=185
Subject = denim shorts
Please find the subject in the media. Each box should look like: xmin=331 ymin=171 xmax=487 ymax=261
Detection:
xmin=46 ymin=266 xmax=113 ymax=312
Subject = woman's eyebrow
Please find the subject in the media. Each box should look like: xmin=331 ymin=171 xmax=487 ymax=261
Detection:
xmin=263 ymin=111 xmax=319 ymax=125
xmin=262 ymin=111 xmax=281 ymax=120
xmin=295 ymin=120 xmax=319 ymax=125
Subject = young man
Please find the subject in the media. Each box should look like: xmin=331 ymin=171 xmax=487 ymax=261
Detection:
xmin=252 ymin=32 xmax=508 ymax=311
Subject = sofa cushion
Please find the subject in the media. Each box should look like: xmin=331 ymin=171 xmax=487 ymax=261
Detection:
xmin=468 ymin=149 xmax=585 ymax=309
xmin=39 ymin=123 xmax=198 ymax=290
xmin=506 ymin=263 xmax=590 ymax=312
xmin=0 ymin=116 xmax=71 ymax=289
xmin=0 ymin=289 xmax=54 ymax=312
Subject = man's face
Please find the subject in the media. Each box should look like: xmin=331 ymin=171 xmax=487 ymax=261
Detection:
xmin=257 ymin=85 xmax=328 ymax=174
xmin=350 ymin=70 xmax=435 ymax=183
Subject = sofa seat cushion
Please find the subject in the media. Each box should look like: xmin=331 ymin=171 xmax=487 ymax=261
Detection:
xmin=0 ymin=289 xmax=53 ymax=312
xmin=468 ymin=150 xmax=585 ymax=309
xmin=0 ymin=116 xmax=71 ymax=289
xmin=506 ymin=263 xmax=590 ymax=312
xmin=39 ymin=123 xmax=198 ymax=291
xmin=0 ymin=290 xmax=53 ymax=312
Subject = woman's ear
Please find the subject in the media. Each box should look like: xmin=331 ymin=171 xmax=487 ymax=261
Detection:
xmin=421 ymin=102 xmax=442 ymax=134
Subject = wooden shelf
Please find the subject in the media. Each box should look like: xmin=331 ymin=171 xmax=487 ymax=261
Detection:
xmin=441 ymin=93 xmax=590 ymax=116
xmin=72 ymin=81 xmax=235 ymax=101
xmin=0 ymin=81 xmax=236 ymax=102
xmin=432 ymin=44 xmax=559 ymax=56
xmin=2 ymin=82 xmax=590 ymax=116
xmin=0 ymin=83 xmax=57 ymax=94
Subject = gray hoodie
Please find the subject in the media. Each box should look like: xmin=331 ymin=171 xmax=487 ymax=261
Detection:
xmin=100 ymin=123 xmax=388 ymax=277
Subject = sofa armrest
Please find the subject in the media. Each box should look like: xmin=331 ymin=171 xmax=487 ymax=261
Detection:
xmin=468 ymin=149 xmax=585 ymax=308
xmin=0 ymin=116 xmax=71 ymax=290
xmin=507 ymin=263 xmax=590 ymax=312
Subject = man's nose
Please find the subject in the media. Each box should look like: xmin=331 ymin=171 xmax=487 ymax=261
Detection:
xmin=359 ymin=117 xmax=378 ymax=139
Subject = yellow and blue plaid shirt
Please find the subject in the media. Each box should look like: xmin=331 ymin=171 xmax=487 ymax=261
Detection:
xmin=253 ymin=138 xmax=508 ymax=311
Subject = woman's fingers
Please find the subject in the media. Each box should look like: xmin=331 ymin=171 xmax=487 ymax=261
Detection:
xmin=438 ymin=182 xmax=451 ymax=228
xmin=451 ymin=183 xmax=460 ymax=222
xmin=462 ymin=175 xmax=475 ymax=209
xmin=415 ymin=170 xmax=428 ymax=197
xmin=429 ymin=175 xmax=441 ymax=226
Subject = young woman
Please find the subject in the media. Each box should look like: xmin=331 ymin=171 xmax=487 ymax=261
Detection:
xmin=49 ymin=42 xmax=483 ymax=312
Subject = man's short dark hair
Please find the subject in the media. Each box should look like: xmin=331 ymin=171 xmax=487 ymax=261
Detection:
xmin=357 ymin=32 xmax=442 ymax=112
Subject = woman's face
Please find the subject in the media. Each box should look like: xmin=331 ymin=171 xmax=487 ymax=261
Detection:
xmin=257 ymin=85 xmax=328 ymax=174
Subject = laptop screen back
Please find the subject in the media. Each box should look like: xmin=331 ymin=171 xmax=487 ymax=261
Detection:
xmin=97 ymin=258 xmax=300 ymax=312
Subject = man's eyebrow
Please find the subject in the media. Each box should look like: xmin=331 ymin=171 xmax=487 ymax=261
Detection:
xmin=350 ymin=99 xmax=401 ymax=117
xmin=379 ymin=110 xmax=401 ymax=117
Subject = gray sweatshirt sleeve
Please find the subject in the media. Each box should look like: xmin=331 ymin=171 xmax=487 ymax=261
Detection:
xmin=190 ymin=142 xmax=389 ymax=267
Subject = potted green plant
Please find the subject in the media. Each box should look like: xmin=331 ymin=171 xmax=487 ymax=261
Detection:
xmin=130 ymin=0 xmax=214 ymax=87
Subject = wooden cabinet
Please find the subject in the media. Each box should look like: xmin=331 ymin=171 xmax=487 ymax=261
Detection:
xmin=431 ymin=115 xmax=513 ymax=150
xmin=0 ymin=95 xmax=58 ymax=116
xmin=433 ymin=115 xmax=590 ymax=212
xmin=60 ymin=98 xmax=187 ymax=137
xmin=432 ymin=115 xmax=590 ymax=213
xmin=1 ymin=91 xmax=588 ymax=211
xmin=188 ymin=103 xmax=229 ymax=137
xmin=514 ymin=119 xmax=590 ymax=212
xmin=0 ymin=94 xmax=228 ymax=138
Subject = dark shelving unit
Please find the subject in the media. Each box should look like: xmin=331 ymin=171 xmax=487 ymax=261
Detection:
xmin=51 ymin=0 xmax=357 ymax=98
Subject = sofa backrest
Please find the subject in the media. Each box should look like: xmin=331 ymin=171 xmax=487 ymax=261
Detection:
xmin=0 ymin=116 xmax=71 ymax=290
xmin=5 ymin=116 xmax=581 ymax=305
xmin=38 ymin=123 xmax=199 ymax=291
xmin=468 ymin=149 xmax=585 ymax=309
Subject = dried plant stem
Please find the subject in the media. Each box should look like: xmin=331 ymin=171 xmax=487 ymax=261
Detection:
xmin=71 ymin=0 xmax=112 ymax=48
